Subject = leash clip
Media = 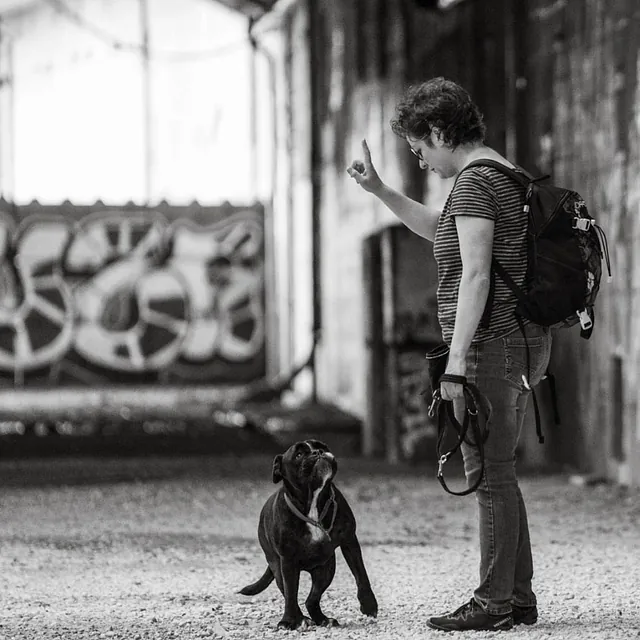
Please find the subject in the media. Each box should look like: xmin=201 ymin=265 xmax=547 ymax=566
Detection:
xmin=428 ymin=390 xmax=441 ymax=418
xmin=437 ymin=453 xmax=449 ymax=477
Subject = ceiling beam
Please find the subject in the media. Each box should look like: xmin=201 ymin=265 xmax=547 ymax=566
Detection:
xmin=0 ymin=0 xmax=275 ymax=19
xmin=209 ymin=0 xmax=275 ymax=19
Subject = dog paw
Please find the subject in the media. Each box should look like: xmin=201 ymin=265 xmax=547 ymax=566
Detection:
xmin=277 ymin=616 xmax=313 ymax=630
xmin=359 ymin=591 xmax=378 ymax=618
xmin=320 ymin=618 xmax=340 ymax=628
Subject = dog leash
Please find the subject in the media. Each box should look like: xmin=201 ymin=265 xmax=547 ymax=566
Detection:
xmin=429 ymin=376 xmax=490 ymax=497
xmin=282 ymin=486 xmax=338 ymax=541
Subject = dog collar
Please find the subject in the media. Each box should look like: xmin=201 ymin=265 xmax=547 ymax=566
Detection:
xmin=283 ymin=486 xmax=338 ymax=542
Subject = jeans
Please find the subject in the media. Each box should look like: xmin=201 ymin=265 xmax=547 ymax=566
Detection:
xmin=453 ymin=322 xmax=552 ymax=616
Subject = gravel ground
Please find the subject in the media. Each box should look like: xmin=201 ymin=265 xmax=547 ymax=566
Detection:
xmin=0 ymin=454 xmax=638 ymax=640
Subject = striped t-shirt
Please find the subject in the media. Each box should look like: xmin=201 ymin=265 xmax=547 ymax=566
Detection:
xmin=433 ymin=164 xmax=528 ymax=345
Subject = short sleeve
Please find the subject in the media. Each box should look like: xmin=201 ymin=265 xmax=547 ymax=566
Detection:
xmin=448 ymin=167 xmax=499 ymax=220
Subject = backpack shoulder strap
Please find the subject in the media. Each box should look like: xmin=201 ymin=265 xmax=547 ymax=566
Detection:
xmin=462 ymin=159 xmax=535 ymax=186
xmin=462 ymin=159 xmax=533 ymax=331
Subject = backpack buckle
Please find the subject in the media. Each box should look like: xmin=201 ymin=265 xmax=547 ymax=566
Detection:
xmin=572 ymin=217 xmax=593 ymax=231
xmin=577 ymin=309 xmax=593 ymax=330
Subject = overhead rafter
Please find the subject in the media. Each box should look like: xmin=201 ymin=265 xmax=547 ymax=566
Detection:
xmin=0 ymin=0 xmax=277 ymax=19
xmin=209 ymin=0 xmax=276 ymax=19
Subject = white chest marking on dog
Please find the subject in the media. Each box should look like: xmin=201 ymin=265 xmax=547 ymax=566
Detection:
xmin=306 ymin=473 xmax=331 ymax=543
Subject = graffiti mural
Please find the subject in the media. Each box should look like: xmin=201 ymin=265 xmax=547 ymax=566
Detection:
xmin=0 ymin=201 xmax=265 ymax=387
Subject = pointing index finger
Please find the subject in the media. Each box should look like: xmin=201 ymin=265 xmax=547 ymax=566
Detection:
xmin=361 ymin=139 xmax=372 ymax=165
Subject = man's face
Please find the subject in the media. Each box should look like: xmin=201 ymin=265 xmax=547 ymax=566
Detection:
xmin=407 ymin=131 xmax=457 ymax=179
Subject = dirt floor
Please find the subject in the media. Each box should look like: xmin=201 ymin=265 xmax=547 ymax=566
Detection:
xmin=0 ymin=454 xmax=638 ymax=640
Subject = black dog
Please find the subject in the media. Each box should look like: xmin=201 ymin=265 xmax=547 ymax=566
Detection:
xmin=239 ymin=440 xmax=378 ymax=630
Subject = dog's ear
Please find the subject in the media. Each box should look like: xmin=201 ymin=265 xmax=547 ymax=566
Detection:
xmin=272 ymin=454 xmax=283 ymax=483
xmin=306 ymin=439 xmax=329 ymax=451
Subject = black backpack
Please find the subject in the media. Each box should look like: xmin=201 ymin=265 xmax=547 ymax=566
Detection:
xmin=460 ymin=159 xmax=612 ymax=441
xmin=461 ymin=159 xmax=612 ymax=337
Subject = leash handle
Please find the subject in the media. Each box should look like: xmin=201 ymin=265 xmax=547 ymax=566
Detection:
xmin=434 ymin=382 xmax=488 ymax=497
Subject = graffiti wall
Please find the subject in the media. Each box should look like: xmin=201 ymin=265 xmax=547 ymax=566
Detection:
xmin=0 ymin=200 xmax=265 ymax=387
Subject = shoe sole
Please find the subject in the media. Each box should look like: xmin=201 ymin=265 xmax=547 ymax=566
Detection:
xmin=426 ymin=620 xmax=514 ymax=632
xmin=514 ymin=618 xmax=538 ymax=626
xmin=513 ymin=611 xmax=538 ymax=626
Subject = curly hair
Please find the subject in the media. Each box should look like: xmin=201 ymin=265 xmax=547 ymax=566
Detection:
xmin=390 ymin=77 xmax=486 ymax=148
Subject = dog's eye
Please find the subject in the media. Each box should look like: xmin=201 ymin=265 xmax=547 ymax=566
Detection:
xmin=295 ymin=451 xmax=303 ymax=460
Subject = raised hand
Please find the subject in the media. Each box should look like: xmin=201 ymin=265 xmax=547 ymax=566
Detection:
xmin=346 ymin=139 xmax=383 ymax=194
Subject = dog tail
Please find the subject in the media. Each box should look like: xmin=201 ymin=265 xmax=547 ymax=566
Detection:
xmin=238 ymin=566 xmax=274 ymax=596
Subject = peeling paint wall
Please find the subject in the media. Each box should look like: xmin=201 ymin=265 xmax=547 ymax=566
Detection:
xmin=311 ymin=0 xmax=513 ymax=419
xmin=261 ymin=0 xmax=640 ymax=483
xmin=253 ymin=2 xmax=315 ymax=394
xmin=526 ymin=0 xmax=640 ymax=485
